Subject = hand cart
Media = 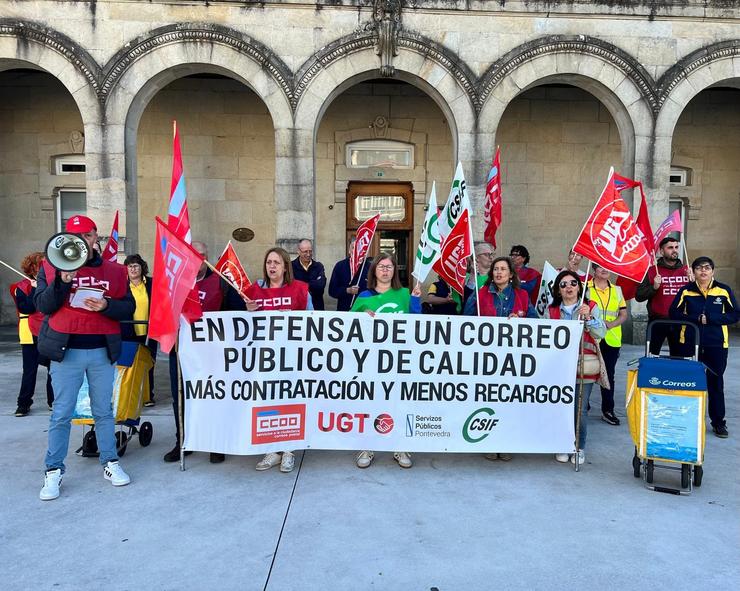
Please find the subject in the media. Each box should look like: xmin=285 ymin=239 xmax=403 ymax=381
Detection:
xmin=625 ymin=320 xmax=707 ymax=494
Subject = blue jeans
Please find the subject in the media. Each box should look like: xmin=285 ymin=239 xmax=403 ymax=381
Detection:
xmin=46 ymin=348 xmax=118 ymax=472
xmin=575 ymin=382 xmax=594 ymax=450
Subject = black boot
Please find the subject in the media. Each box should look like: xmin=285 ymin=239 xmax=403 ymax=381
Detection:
xmin=164 ymin=442 xmax=193 ymax=462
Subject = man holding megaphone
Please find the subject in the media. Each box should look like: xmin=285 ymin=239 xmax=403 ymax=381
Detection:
xmin=34 ymin=215 xmax=135 ymax=501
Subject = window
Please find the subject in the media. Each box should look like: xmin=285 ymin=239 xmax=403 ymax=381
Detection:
xmin=56 ymin=189 xmax=87 ymax=232
xmin=354 ymin=194 xmax=407 ymax=222
xmin=346 ymin=140 xmax=414 ymax=169
xmin=54 ymin=156 xmax=86 ymax=175
xmin=669 ymin=168 xmax=688 ymax=186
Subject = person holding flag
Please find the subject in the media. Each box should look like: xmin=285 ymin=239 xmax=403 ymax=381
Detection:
xmin=329 ymin=238 xmax=372 ymax=311
xmin=352 ymin=253 xmax=420 ymax=469
xmin=635 ymin=236 xmax=691 ymax=356
xmin=587 ymin=263 xmax=627 ymax=426
xmin=243 ymin=247 xmax=312 ymax=473
xmin=546 ymin=270 xmax=606 ymax=466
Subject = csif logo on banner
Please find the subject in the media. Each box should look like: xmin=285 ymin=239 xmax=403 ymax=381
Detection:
xmin=462 ymin=407 xmax=499 ymax=443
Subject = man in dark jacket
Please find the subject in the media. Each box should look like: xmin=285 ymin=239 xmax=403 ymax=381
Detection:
xmin=291 ymin=239 xmax=326 ymax=310
xmin=328 ymin=238 xmax=371 ymax=311
xmin=34 ymin=215 xmax=135 ymax=500
xmin=636 ymin=237 xmax=691 ymax=355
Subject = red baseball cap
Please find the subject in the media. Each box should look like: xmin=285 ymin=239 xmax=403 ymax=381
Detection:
xmin=65 ymin=215 xmax=97 ymax=233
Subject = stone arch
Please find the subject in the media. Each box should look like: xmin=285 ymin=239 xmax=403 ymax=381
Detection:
xmin=655 ymin=40 xmax=740 ymax=139
xmin=293 ymin=32 xmax=477 ymax=148
xmin=102 ymin=28 xmax=294 ymax=251
xmin=0 ymin=20 xmax=101 ymax=141
xmin=478 ymin=39 xmax=656 ymax=182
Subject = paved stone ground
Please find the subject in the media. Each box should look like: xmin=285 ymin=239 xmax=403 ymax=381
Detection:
xmin=0 ymin=326 xmax=737 ymax=591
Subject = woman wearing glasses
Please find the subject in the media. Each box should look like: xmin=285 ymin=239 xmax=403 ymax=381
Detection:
xmin=351 ymin=253 xmax=421 ymax=468
xmin=546 ymin=270 xmax=605 ymax=465
xmin=670 ymin=256 xmax=739 ymax=438
xmin=244 ymin=247 xmax=313 ymax=473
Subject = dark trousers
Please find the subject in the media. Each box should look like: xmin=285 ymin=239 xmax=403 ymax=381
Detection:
xmin=17 ymin=341 xmax=54 ymax=409
xmin=169 ymin=350 xmax=182 ymax=442
xmin=647 ymin=320 xmax=692 ymax=357
xmin=700 ymin=346 xmax=728 ymax=428
xmin=598 ymin=341 xmax=620 ymax=414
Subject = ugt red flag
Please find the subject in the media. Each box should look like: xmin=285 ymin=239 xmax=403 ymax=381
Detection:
xmin=573 ymin=168 xmax=651 ymax=283
xmin=102 ymin=211 xmax=119 ymax=262
xmin=483 ymin=147 xmax=502 ymax=248
xmin=652 ymin=210 xmax=683 ymax=252
xmin=350 ymin=213 xmax=381 ymax=277
xmin=215 ymin=241 xmax=251 ymax=296
xmin=168 ymin=121 xmax=192 ymax=244
xmin=433 ymin=209 xmax=472 ymax=296
xmin=149 ymin=217 xmax=203 ymax=353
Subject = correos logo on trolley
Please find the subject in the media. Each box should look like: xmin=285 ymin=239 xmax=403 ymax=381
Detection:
xmin=648 ymin=376 xmax=697 ymax=388
xmin=251 ymin=404 xmax=306 ymax=444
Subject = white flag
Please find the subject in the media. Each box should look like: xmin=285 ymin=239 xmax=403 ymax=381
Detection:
xmin=438 ymin=162 xmax=472 ymax=240
xmin=535 ymin=261 xmax=559 ymax=318
xmin=412 ymin=182 xmax=442 ymax=282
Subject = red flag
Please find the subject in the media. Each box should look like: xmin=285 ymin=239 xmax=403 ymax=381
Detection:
xmin=215 ymin=242 xmax=251 ymax=296
xmin=433 ymin=209 xmax=472 ymax=295
xmin=483 ymin=147 xmax=502 ymax=248
xmin=573 ymin=169 xmax=651 ymax=283
xmin=149 ymin=217 xmax=203 ymax=353
xmin=652 ymin=210 xmax=683 ymax=251
xmin=168 ymin=121 xmax=192 ymax=244
xmin=351 ymin=213 xmax=381 ymax=277
xmin=102 ymin=211 xmax=119 ymax=262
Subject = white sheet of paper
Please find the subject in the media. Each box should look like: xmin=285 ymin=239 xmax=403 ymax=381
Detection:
xmin=70 ymin=287 xmax=105 ymax=309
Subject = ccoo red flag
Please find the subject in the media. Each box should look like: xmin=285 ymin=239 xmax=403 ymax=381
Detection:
xmin=350 ymin=213 xmax=381 ymax=277
xmin=215 ymin=242 xmax=251 ymax=297
xmin=573 ymin=168 xmax=651 ymax=283
xmin=102 ymin=211 xmax=120 ymax=262
xmin=433 ymin=209 xmax=472 ymax=296
xmin=483 ymin=147 xmax=502 ymax=248
xmin=149 ymin=217 xmax=203 ymax=353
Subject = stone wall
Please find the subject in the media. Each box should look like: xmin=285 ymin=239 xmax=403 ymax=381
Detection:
xmin=135 ymin=76 xmax=276 ymax=276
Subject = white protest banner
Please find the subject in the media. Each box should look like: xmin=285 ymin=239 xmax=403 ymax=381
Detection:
xmin=180 ymin=312 xmax=582 ymax=455
xmin=535 ymin=261 xmax=558 ymax=318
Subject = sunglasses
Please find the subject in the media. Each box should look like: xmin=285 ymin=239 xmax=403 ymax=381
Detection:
xmin=559 ymin=280 xmax=579 ymax=288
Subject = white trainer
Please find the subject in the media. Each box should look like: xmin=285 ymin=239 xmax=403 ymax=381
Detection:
xmin=280 ymin=451 xmax=295 ymax=473
xmin=554 ymin=453 xmax=570 ymax=463
xmin=40 ymin=469 xmax=62 ymax=501
xmin=356 ymin=451 xmax=375 ymax=468
xmin=570 ymin=450 xmax=586 ymax=465
xmin=103 ymin=461 xmax=131 ymax=486
xmin=393 ymin=451 xmax=413 ymax=469
xmin=256 ymin=452 xmax=281 ymax=471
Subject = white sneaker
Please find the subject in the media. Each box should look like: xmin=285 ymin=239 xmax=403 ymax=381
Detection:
xmin=280 ymin=451 xmax=295 ymax=473
xmin=570 ymin=450 xmax=586 ymax=465
xmin=256 ymin=452 xmax=281 ymax=471
xmin=393 ymin=452 xmax=413 ymax=469
xmin=40 ymin=469 xmax=62 ymax=501
xmin=554 ymin=453 xmax=570 ymax=463
xmin=103 ymin=461 xmax=131 ymax=486
xmin=356 ymin=451 xmax=375 ymax=468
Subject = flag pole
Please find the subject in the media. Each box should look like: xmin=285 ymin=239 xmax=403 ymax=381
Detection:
xmin=176 ymin=341 xmax=186 ymax=472
xmin=579 ymin=260 xmax=592 ymax=308
xmin=468 ymin=214 xmax=480 ymax=316
xmin=349 ymin=256 xmax=368 ymax=310
xmin=0 ymin=259 xmax=32 ymax=281
xmin=574 ymin=328 xmax=586 ymax=473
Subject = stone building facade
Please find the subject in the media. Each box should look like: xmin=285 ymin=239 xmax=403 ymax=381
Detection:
xmin=0 ymin=0 xmax=738 ymax=340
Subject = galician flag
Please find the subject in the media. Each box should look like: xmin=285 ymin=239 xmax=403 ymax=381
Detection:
xmin=102 ymin=211 xmax=119 ymax=262
xmin=168 ymin=120 xmax=192 ymax=244
xmin=412 ymin=182 xmax=441 ymax=282
xmin=350 ymin=288 xmax=411 ymax=314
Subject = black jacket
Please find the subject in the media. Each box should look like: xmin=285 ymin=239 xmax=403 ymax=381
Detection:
xmin=34 ymin=253 xmax=135 ymax=363
xmin=292 ymin=258 xmax=326 ymax=310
